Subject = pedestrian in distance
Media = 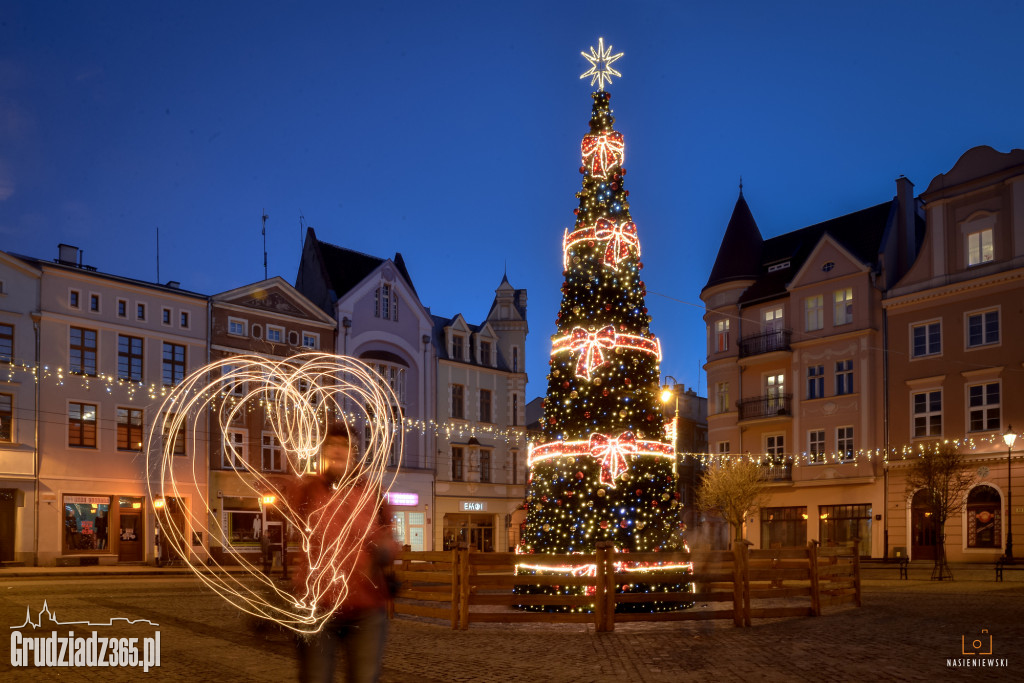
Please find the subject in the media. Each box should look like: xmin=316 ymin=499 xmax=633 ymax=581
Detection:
xmin=290 ymin=423 xmax=399 ymax=683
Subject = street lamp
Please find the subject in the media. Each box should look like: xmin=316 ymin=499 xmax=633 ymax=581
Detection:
xmin=1003 ymin=425 xmax=1017 ymax=563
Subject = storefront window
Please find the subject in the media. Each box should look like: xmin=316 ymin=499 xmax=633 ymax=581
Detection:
xmin=63 ymin=495 xmax=111 ymax=553
xmin=760 ymin=506 xmax=807 ymax=548
xmin=443 ymin=513 xmax=493 ymax=552
xmin=221 ymin=497 xmax=261 ymax=550
xmin=966 ymin=485 xmax=1001 ymax=548
xmin=819 ymin=504 xmax=871 ymax=557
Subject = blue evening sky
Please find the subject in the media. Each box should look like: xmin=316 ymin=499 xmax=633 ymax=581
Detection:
xmin=2 ymin=1 xmax=1022 ymax=401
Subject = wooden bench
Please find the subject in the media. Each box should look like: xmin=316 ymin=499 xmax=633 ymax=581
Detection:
xmin=995 ymin=558 xmax=1023 ymax=581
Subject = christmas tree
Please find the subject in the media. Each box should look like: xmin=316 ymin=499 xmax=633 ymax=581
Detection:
xmin=516 ymin=40 xmax=687 ymax=612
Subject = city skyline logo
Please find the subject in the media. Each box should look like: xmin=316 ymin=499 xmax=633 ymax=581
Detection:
xmin=11 ymin=600 xmax=159 ymax=630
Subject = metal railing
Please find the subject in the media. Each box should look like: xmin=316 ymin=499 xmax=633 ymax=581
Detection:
xmin=738 ymin=394 xmax=793 ymax=420
xmin=759 ymin=460 xmax=793 ymax=481
xmin=739 ymin=329 xmax=792 ymax=358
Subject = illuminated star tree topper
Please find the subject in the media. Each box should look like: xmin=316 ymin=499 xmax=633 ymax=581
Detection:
xmin=580 ymin=37 xmax=623 ymax=91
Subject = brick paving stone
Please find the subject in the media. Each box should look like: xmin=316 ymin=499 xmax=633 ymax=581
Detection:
xmin=0 ymin=572 xmax=1021 ymax=682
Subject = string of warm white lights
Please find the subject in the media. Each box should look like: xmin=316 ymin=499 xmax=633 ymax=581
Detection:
xmin=145 ymin=352 xmax=400 ymax=634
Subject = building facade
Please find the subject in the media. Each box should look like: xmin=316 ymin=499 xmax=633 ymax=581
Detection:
xmin=433 ymin=276 xmax=528 ymax=552
xmin=702 ymin=179 xmax=922 ymax=558
xmin=296 ymin=227 xmax=436 ymax=550
xmin=18 ymin=245 xmax=210 ymax=566
xmin=884 ymin=146 xmax=1024 ymax=563
xmin=0 ymin=252 xmax=41 ymax=564
xmin=207 ymin=277 xmax=337 ymax=565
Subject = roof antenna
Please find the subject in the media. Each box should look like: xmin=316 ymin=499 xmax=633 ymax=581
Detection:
xmin=156 ymin=227 xmax=160 ymax=283
xmin=739 ymin=176 xmax=743 ymax=196
xmin=261 ymin=210 xmax=269 ymax=279
xmin=299 ymin=211 xmax=306 ymax=252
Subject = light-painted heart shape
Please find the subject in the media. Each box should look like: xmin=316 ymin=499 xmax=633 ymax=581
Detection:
xmin=145 ymin=353 xmax=399 ymax=633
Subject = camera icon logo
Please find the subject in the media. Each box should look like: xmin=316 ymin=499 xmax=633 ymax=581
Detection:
xmin=961 ymin=629 xmax=993 ymax=655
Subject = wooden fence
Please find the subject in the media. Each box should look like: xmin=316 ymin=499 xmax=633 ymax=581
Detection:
xmin=390 ymin=540 xmax=860 ymax=631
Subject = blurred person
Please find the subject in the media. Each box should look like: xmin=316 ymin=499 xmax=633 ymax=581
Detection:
xmin=290 ymin=423 xmax=399 ymax=683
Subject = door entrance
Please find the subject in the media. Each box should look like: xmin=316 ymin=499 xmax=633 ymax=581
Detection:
xmin=911 ymin=489 xmax=937 ymax=561
xmin=118 ymin=512 xmax=144 ymax=562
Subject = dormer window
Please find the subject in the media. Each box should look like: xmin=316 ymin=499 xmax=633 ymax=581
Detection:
xmin=967 ymin=228 xmax=993 ymax=266
xmin=453 ymin=335 xmax=465 ymax=361
xmin=480 ymin=341 xmax=492 ymax=366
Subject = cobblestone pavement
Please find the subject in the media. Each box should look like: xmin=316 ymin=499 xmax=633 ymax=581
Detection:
xmin=0 ymin=570 xmax=1021 ymax=682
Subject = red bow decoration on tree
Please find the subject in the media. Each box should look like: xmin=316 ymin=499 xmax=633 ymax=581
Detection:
xmin=594 ymin=218 xmax=639 ymax=267
xmin=569 ymin=325 xmax=616 ymax=380
xmin=581 ymin=132 xmax=624 ymax=176
xmin=588 ymin=431 xmax=638 ymax=486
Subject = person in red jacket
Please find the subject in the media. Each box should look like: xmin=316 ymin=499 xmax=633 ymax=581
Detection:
xmin=291 ymin=423 xmax=398 ymax=683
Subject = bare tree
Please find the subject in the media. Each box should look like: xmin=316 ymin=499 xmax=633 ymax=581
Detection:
xmin=904 ymin=442 xmax=974 ymax=580
xmin=697 ymin=459 xmax=769 ymax=544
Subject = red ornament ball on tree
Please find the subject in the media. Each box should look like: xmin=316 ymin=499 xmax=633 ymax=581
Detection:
xmin=600 ymin=520 xmax=609 ymax=529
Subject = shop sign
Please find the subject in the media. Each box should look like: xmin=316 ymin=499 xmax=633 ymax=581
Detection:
xmin=64 ymin=495 xmax=110 ymax=505
xmin=386 ymin=492 xmax=419 ymax=507
xmin=460 ymin=501 xmax=487 ymax=512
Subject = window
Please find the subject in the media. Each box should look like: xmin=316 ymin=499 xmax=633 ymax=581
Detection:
xmin=763 ymin=307 xmax=783 ymax=333
xmin=479 ymin=449 xmax=491 ymax=483
xmin=162 ymin=342 xmax=186 ymax=386
xmin=911 ymin=322 xmax=941 ymax=357
xmin=262 ymin=433 xmax=285 ymax=472
xmin=512 ymin=394 xmax=519 ymax=426
xmin=480 ymin=341 xmax=492 ymax=366
xmin=715 ymin=382 xmax=729 ymax=414
xmin=266 ymin=326 xmax=284 ymax=343
xmin=835 ymin=359 xmax=853 ymax=395
xmin=819 ymin=504 xmax=871 ymax=557
xmin=117 ymin=299 xmax=127 ymax=318
xmin=68 ymin=402 xmax=98 ymax=448
xmin=766 ymin=434 xmax=784 ymax=458
xmin=966 ymin=310 xmax=999 ymax=348
xmin=0 ymin=393 xmax=11 ymax=441
xmin=301 ymin=332 xmax=318 ymax=349
xmin=453 ymin=335 xmax=465 ymax=361
xmin=808 ymin=430 xmax=825 ymax=463
xmin=63 ymin=495 xmax=111 ymax=554
xmin=967 ymin=228 xmax=993 ymax=266
xmin=116 ymin=407 xmax=143 ymax=451
xmin=89 ymin=294 xmax=100 ymax=312
xmin=512 ymin=347 xmax=519 ymax=373
xmin=222 ymin=364 xmax=246 ymax=396
xmin=118 ymin=335 xmax=144 ymax=382
xmin=137 ymin=303 xmax=146 ymax=321
xmin=180 ymin=311 xmax=189 ymax=328
xmin=0 ymin=323 xmax=12 ymax=363
xmin=968 ymin=383 xmax=1000 ymax=432
xmin=912 ymin=390 xmax=942 ymax=437
xmin=451 ymin=384 xmax=465 ymax=419
xmin=718 ymin=441 xmax=731 ymax=454
xmin=223 ymin=429 xmax=247 ymax=469
xmin=511 ymin=450 xmax=518 ymax=484
xmin=833 ymin=288 xmax=853 ymax=325
xmin=479 ymin=389 xmax=492 ymax=423
xmin=804 ymin=295 xmax=823 ymax=332
xmin=761 ymin=507 xmax=807 ymax=548
xmin=69 ymin=290 xmax=80 ymax=308
xmin=164 ymin=412 xmax=186 ymax=456
xmin=452 ymin=446 xmax=464 ymax=481
xmin=765 ymin=373 xmax=785 ymax=412
xmin=228 ymin=318 xmax=247 ymax=336
xmin=162 ymin=308 xmax=171 ymax=325
xmin=966 ymin=485 xmax=1001 ymax=548
xmin=381 ymin=284 xmax=391 ymax=320
xmin=807 ymin=365 xmax=824 ymax=400
xmin=715 ymin=320 xmax=730 ymax=352
xmin=70 ymin=327 xmax=97 ymax=376
xmin=837 ymin=427 xmax=854 ymax=461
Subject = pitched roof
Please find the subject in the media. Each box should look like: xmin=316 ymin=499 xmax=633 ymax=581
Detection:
xmin=703 ymin=193 xmax=763 ymax=291
xmin=312 ymin=230 xmax=417 ymax=298
xmin=737 ymin=201 xmax=893 ymax=306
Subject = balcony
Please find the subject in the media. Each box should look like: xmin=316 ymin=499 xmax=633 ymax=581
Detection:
xmin=759 ymin=460 xmax=793 ymax=481
xmin=737 ymin=394 xmax=793 ymax=421
xmin=738 ymin=329 xmax=792 ymax=358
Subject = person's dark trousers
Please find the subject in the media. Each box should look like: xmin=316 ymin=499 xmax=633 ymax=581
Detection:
xmin=297 ymin=607 xmax=388 ymax=683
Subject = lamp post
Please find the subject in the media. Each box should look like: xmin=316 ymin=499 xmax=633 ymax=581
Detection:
xmin=1004 ymin=426 xmax=1017 ymax=563
xmin=660 ymin=376 xmax=685 ymax=531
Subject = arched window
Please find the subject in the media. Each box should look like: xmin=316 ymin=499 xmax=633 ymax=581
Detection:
xmin=966 ymin=485 xmax=1001 ymax=549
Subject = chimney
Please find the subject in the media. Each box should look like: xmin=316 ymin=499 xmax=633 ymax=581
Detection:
xmin=896 ymin=176 xmax=916 ymax=276
xmin=165 ymin=281 xmax=180 ymax=289
xmin=57 ymin=244 xmax=79 ymax=266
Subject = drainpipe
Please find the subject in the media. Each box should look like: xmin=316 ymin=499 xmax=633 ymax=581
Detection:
xmin=882 ymin=304 xmax=890 ymax=561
